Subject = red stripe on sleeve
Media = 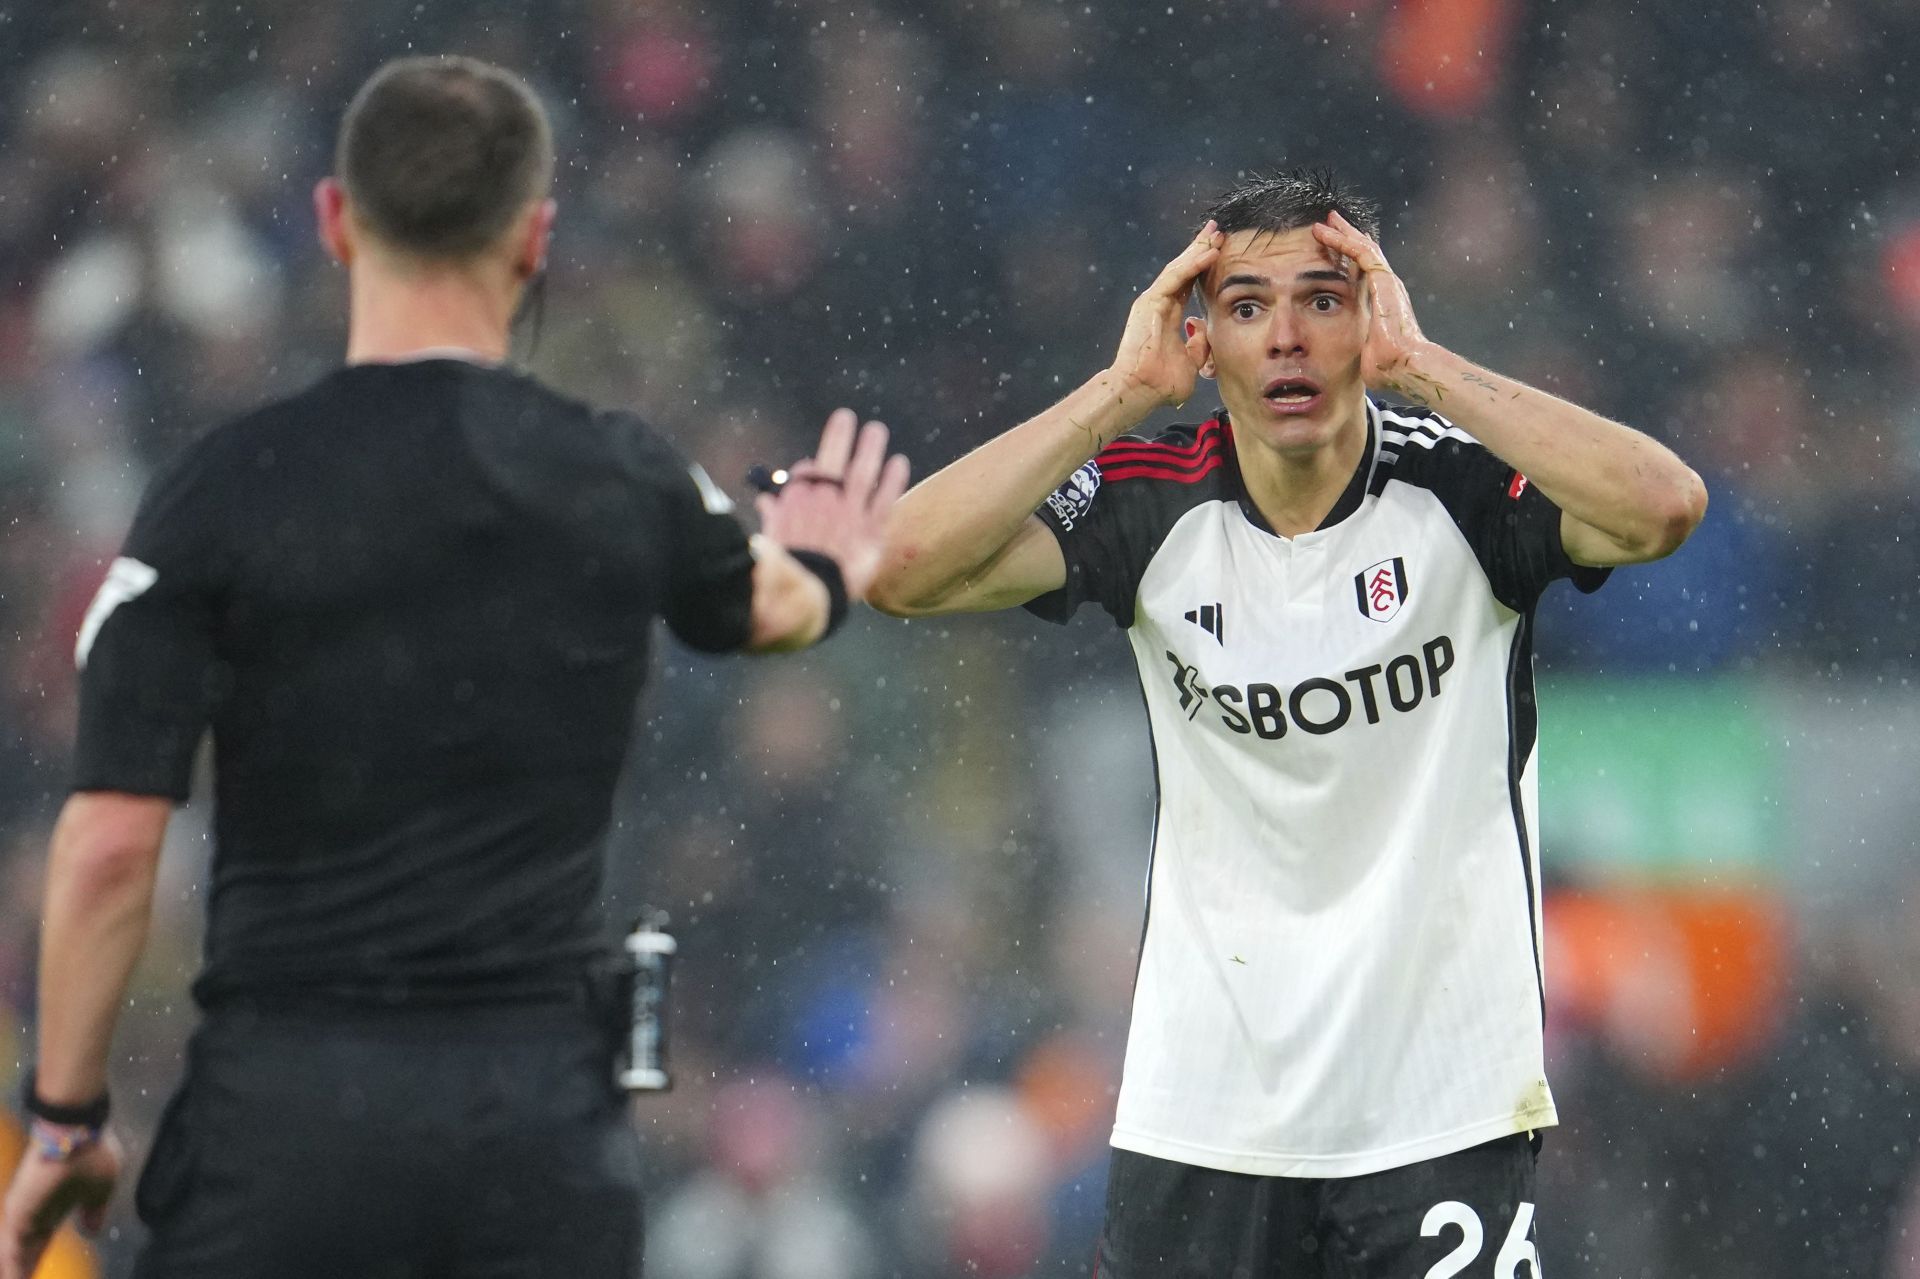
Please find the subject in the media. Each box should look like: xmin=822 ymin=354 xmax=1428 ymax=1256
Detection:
xmin=1100 ymin=455 xmax=1227 ymax=484
xmin=1097 ymin=418 xmax=1222 ymax=465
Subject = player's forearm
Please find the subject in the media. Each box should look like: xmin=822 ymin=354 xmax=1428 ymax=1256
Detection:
xmin=1388 ymin=345 xmax=1707 ymax=558
xmin=33 ymin=800 xmax=166 ymax=1106
xmin=870 ymin=368 xmax=1157 ymax=611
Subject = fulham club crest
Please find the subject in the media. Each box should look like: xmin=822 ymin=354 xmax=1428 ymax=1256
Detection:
xmin=1355 ymin=557 xmax=1409 ymax=622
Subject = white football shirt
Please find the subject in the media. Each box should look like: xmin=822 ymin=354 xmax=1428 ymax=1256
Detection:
xmin=1028 ymin=398 xmax=1608 ymax=1178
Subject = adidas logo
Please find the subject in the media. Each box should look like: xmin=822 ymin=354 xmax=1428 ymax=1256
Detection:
xmin=1183 ymin=602 xmax=1224 ymax=644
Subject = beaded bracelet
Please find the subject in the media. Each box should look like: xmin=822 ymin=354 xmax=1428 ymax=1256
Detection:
xmin=28 ymin=1118 xmax=103 ymax=1162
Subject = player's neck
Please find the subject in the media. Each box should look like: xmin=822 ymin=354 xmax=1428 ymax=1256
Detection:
xmin=344 ymin=258 xmax=519 ymax=365
xmin=1233 ymin=398 xmax=1371 ymax=538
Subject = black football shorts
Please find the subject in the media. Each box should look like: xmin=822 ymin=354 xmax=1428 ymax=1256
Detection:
xmin=1096 ymin=1132 xmax=1543 ymax=1278
xmin=131 ymin=1000 xmax=644 ymax=1279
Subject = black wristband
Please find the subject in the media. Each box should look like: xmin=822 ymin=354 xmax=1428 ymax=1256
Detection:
xmin=788 ymin=550 xmax=850 ymax=639
xmin=21 ymin=1075 xmax=110 ymax=1128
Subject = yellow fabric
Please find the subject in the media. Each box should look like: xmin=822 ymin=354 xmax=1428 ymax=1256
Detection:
xmin=0 ymin=1114 xmax=103 ymax=1279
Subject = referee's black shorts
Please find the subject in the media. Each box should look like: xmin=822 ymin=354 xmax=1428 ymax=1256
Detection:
xmin=1096 ymin=1132 xmax=1543 ymax=1278
xmin=131 ymin=999 xmax=644 ymax=1279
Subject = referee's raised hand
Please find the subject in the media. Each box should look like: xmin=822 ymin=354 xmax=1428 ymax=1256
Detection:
xmin=757 ymin=408 xmax=911 ymax=603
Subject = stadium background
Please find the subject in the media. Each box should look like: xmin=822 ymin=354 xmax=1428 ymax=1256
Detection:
xmin=2 ymin=0 xmax=1917 ymax=1274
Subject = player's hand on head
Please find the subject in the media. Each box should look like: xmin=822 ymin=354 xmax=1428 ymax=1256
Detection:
xmin=755 ymin=407 xmax=911 ymax=604
xmin=1311 ymin=211 xmax=1429 ymax=391
xmin=1110 ymin=221 xmax=1224 ymax=408
xmin=1 ymin=1129 xmax=121 ymax=1279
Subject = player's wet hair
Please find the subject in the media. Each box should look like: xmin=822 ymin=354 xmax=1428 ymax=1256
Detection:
xmin=1201 ymin=168 xmax=1382 ymax=244
xmin=336 ymin=56 xmax=553 ymax=260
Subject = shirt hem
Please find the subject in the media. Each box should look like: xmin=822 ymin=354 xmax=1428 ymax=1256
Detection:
xmin=1109 ymin=1105 xmax=1559 ymax=1180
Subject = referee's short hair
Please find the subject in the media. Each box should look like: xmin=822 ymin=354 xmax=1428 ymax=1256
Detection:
xmin=336 ymin=55 xmax=554 ymax=261
xmin=1200 ymin=168 xmax=1382 ymax=245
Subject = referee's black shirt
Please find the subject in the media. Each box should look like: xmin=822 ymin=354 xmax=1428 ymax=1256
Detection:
xmin=71 ymin=359 xmax=756 ymax=1009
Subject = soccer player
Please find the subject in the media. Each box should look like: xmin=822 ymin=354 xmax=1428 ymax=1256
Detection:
xmin=868 ymin=171 xmax=1707 ymax=1275
xmin=0 ymin=56 xmax=905 ymax=1279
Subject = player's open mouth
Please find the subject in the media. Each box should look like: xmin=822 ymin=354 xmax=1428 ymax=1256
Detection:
xmin=1262 ymin=377 xmax=1322 ymax=413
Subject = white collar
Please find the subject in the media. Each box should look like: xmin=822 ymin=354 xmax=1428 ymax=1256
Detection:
xmin=356 ymin=346 xmax=502 ymax=367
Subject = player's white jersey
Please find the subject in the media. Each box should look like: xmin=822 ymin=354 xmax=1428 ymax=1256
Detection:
xmin=1029 ymin=399 xmax=1608 ymax=1178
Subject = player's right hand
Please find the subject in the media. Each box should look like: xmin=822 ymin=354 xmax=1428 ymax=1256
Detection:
xmin=1108 ymin=220 xmax=1224 ymax=408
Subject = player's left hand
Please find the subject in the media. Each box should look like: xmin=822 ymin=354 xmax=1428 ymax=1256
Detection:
xmin=0 ymin=1130 xmax=120 ymax=1279
xmin=1311 ymin=211 xmax=1430 ymax=392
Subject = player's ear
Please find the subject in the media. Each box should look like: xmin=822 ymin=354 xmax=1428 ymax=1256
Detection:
xmin=314 ymin=178 xmax=353 ymax=267
xmin=515 ymin=198 xmax=557 ymax=280
xmin=1184 ymin=316 xmax=1216 ymax=381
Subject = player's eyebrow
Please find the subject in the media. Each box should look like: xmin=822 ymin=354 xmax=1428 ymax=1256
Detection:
xmin=1218 ymin=272 xmax=1273 ymax=291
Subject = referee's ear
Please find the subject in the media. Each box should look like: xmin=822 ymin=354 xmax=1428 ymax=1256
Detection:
xmin=513 ymin=199 xmax=558 ymax=281
xmin=314 ymin=177 xmax=354 ymax=267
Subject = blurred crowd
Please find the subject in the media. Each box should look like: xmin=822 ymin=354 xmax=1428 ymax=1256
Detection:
xmin=2 ymin=0 xmax=1918 ymax=1275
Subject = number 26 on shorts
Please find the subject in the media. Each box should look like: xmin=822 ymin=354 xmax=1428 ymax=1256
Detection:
xmin=1421 ymin=1199 xmax=1541 ymax=1279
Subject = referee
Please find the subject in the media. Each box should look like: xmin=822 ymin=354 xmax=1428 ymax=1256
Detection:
xmin=0 ymin=56 xmax=906 ymax=1279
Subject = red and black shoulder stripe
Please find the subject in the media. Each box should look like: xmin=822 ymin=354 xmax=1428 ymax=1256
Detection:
xmin=1094 ymin=415 xmax=1229 ymax=484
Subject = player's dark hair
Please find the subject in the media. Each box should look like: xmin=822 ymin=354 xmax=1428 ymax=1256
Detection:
xmin=1201 ymin=168 xmax=1382 ymax=245
xmin=336 ymin=56 xmax=553 ymax=260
